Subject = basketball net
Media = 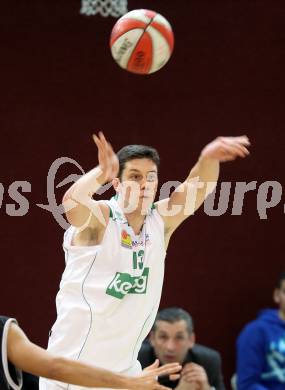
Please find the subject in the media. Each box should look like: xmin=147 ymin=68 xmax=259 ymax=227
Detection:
xmin=80 ymin=0 xmax=128 ymax=17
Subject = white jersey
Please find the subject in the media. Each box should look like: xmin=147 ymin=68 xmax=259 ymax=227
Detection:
xmin=40 ymin=198 xmax=166 ymax=390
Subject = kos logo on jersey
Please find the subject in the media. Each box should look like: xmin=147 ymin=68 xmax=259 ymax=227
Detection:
xmin=106 ymin=268 xmax=149 ymax=299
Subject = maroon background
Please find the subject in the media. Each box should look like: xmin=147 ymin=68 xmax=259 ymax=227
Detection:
xmin=1 ymin=0 xmax=285 ymax=387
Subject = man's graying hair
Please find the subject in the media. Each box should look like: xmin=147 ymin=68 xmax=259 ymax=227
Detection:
xmin=152 ymin=307 xmax=194 ymax=334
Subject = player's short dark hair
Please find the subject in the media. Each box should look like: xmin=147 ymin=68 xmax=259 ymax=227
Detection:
xmin=152 ymin=307 xmax=194 ymax=334
xmin=117 ymin=145 xmax=160 ymax=179
xmin=276 ymin=272 xmax=285 ymax=289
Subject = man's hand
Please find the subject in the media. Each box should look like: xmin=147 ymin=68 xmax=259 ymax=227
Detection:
xmin=93 ymin=131 xmax=119 ymax=182
xmin=200 ymin=135 xmax=250 ymax=162
xmin=176 ymin=363 xmax=210 ymax=390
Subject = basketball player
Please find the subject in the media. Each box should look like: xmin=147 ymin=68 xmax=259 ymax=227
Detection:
xmin=1 ymin=315 xmax=181 ymax=390
xmin=40 ymin=132 xmax=250 ymax=390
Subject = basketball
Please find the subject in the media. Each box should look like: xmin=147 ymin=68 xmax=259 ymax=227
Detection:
xmin=110 ymin=9 xmax=174 ymax=75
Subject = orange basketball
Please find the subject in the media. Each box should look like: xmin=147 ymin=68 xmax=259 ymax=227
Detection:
xmin=110 ymin=9 xmax=174 ymax=75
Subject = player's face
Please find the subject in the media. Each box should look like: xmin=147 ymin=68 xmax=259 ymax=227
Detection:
xmin=150 ymin=320 xmax=194 ymax=365
xmin=274 ymin=280 xmax=285 ymax=318
xmin=119 ymin=158 xmax=158 ymax=213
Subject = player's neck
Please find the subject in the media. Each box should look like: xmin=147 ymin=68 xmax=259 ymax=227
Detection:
xmin=125 ymin=211 xmax=146 ymax=234
xmin=116 ymin=198 xmax=146 ymax=234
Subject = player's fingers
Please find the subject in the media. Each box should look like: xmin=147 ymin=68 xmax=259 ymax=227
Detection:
xmin=158 ymin=371 xmax=181 ymax=379
xmin=98 ymin=131 xmax=106 ymax=141
xmin=151 ymin=358 xmax=160 ymax=369
xmin=231 ymin=143 xmax=250 ymax=157
xmin=93 ymin=134 xmax=105 ymax=156
xmin=99 ymin=131 xmax=109 ymax=150
xmin=92 ymin=133 xmax=100 ymax=147
xmin=224 ymin=138 xmax=251 ymax=151
xmin=227 ymin=140 xmax=250 ymax=153
xmin=154 ymin=363 xmax=181 ymax=376
xmin=224 ymin=143 xmax=247 ymax=157
xmin=235 ymin=135 xmax=250 ymax=145
xmin=144 ymin=359 xmax=160 ymax=372
xmin=220 ymin=135 xmax=250 ymax=145
xmin=107 ymin=142 xmax=116 ymax=159
xmin=95 ymin=134 xmax=108 ymax=159
xmin=97 ymin=137 xmax=109 ymax=163
xmin=221 ymin=144 xmax=247 ymax=158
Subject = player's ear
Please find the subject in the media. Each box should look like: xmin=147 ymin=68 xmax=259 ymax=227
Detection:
xmin=273 ymin=288 xmax=281 ymax=304
xmin=112 ymin=178 xmax=120 ymax=192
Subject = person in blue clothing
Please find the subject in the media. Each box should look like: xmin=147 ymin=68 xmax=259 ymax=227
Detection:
xmin=236 ymin=271 xmax=285 ymax=390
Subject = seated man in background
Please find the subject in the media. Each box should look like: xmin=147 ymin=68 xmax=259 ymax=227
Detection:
xmin=138 ymin=307 xmax=225 ymax=390
xmin=236 ymin=272 xmax=285 ymax=390
xmin=1 ymin=315 xmax=181 ymax=390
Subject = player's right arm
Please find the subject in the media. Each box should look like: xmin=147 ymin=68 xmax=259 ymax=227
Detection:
xmin=63 ymin=132 xmax=119 ymax=229
xmin=7 ymin=322 xmax=181 ymax=390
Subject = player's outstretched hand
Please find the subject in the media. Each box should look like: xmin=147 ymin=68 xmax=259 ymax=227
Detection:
xmin=93 ymin=131 xmax=119 ymax=182
xmin=128 ymin=359 xmax=181 ymax=390
xmin=143 ymin=359 xmax=181 ymax=380
xmin=200 ymin=135 xmax=250 ymax=162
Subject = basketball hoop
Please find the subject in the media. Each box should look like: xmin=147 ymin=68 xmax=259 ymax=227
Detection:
xmin=80 ymin=0 xmax=128 ymax=17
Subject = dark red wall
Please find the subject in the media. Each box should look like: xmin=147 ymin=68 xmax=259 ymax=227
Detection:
xmin=1 ymin=1 xmax=285 ymax=386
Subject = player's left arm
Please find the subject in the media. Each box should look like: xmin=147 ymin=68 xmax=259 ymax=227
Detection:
xmin=7 ymin=323 xmax=181 ymax=389
xmin=156 ymin=136 xmax=250 ymax=234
